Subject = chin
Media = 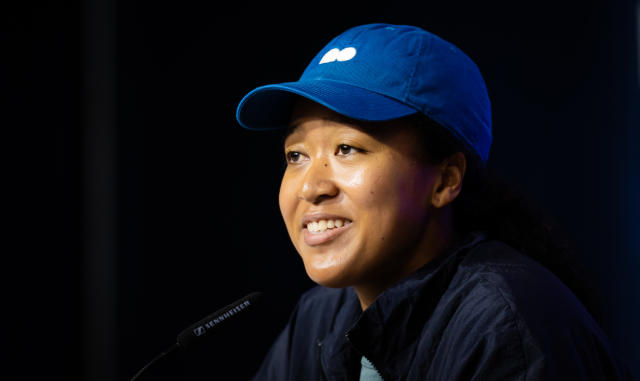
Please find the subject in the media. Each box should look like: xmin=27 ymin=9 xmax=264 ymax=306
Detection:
xmin=303 ymin=263 xmax=354 ymax=289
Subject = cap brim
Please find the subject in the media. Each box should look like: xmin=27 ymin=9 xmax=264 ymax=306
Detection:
xmin=236 ymin=79 xmax=418 ymax=130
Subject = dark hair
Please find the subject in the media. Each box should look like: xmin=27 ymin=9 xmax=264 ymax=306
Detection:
xmin=410 ymin=114 xmax=606 ymax=327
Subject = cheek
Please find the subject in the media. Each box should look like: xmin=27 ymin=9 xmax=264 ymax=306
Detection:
xmin=278 ymin=172 xmax=297 ymax=230
xmin=337 ymin=163 xmax=401 ymax=246
xmin=344 ymin=160 xmax=431 ymax=224
xmin=336 ymin=165 xmax=376 ymax=205
xmin=340 ymin=162 xmax=401 ymax=207
xmin=398 ymin=168 xmax=435 ymax=219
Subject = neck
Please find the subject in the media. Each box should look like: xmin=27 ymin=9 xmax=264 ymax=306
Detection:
xmin=355 ymin=205 xmax=455 ymax=311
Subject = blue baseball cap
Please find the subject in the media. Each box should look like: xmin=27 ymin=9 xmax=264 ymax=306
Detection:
xmin=236 ymin=23 xmax=492 ymax=165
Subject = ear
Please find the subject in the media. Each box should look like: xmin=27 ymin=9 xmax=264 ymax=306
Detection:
xmin=432 ymin=152 xmax=466 ymax=208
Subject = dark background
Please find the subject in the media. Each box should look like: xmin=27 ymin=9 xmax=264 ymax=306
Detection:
xmin=5 ymin=0 xmax=639 ymax=379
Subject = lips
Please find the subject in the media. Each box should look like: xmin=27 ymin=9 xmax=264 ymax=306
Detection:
xmin=303 ymin=222 xmax=353 ymax=246
xmin=301 ymin=213 xmax=353 ymax=246
xmin=301 ymin=213 xmax=352 ymax=229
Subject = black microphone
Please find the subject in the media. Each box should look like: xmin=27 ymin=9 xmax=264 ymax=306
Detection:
xmin=130 ymin=291 xmax=263 ymax=381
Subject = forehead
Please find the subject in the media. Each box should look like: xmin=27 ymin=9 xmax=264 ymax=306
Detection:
xmin=285 ymin=98 xmax=403 ymax=143
xmin=283 ymin=99 xmax=431 ymax=165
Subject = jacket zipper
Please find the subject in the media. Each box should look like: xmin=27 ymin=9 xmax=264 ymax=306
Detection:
xmin=317 ymin=340 xmax=329 ymax=381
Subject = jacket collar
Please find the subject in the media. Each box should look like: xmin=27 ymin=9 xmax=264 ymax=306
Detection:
xmin=319 ymin=230 xmax=488 ymax=380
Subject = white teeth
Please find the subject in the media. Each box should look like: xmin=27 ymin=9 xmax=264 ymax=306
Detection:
xmin=306 ymin=219 xmax=351 ymax=233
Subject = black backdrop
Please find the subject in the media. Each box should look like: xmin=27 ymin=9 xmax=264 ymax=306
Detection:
xmin=5 ymin=0 xmax=639 ymax=380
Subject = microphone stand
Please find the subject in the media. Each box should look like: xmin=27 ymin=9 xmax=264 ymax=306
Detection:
xmin=130 ymin=343 xmax=180 ymax=381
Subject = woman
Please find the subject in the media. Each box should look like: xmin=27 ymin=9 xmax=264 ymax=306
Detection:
xmin=236 ymin=24 xmax=631 ymax=380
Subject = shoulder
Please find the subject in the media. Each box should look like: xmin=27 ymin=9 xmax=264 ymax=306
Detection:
xmin=436 ymin=239 xmax=630 ymax=379
xmin=454 ymin=239 xmax=595 ymax=330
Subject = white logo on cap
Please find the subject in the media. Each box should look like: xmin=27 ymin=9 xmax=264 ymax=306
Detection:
xmin=319 ymin=47 xmax=357 ymax=64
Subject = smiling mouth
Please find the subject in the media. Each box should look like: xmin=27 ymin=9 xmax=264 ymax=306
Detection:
xmin=303 ymin=219 xmax=353 ymax=246
xmin=305 ymin=218 xmax=353 ymax=233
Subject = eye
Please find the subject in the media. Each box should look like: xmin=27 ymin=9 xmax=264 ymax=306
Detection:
xmin=285 ymin=151 xmax=304 ymax=163
xmin=337 ymin=144 xmax=358 ymax=156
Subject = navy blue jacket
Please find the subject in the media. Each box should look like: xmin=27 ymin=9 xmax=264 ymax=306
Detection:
xmin=252 ymin=231 xmax=632 ymax=380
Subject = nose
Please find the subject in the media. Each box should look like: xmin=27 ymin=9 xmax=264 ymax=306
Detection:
xmin=299 ymin=159 xmax=339 ymax=204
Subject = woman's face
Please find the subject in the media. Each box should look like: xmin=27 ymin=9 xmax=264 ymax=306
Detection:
xmin=279 ymin=100 xmax=445 ymax=291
